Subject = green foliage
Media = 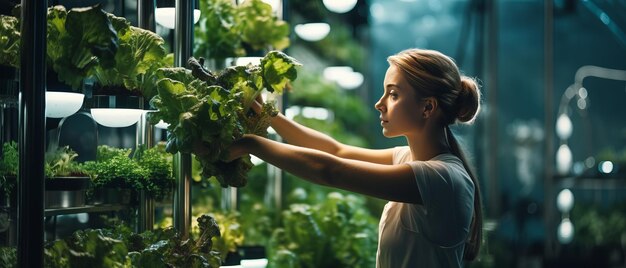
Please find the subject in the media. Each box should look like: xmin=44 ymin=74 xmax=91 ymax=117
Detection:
xmin=92 ymin=13 xmax=169 ymax=99
xmin=268 ymin=192 xmax=378 ymax=268
xmin=83 ymin=145 xmax=174 ymax=200
xmin=148 ymin=51 xmax=300 ymax=188
xmin=134 ymin=144 xmax=175 ymax=201
xmin=0 ymin=15 xmax=20 ymax=68
xmin=238 ymin=0 xmax=290 ymax=51
xmin=572 ymin=202 xmax=626 ymax=246
xmin=46 ymin=5 xmax=119 ymax=90
xmin=194 ymin=0 xmax=290 ymax=61
xmin=44 ymin=146 xmax=88 ymax=178
xmin=43 ymin=215 xmax=223 ymax=268
xmin=193 ymin=212 xmax=244 ymax=261
xmin=0 ymin=141 xmax=18 ymax=177
xmin=0 ymin=247 xmax=16 ymax=268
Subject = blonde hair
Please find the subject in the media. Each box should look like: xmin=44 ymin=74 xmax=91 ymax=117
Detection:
xmin=388 ymin=48 xmax=483 ymax=261
xmin=387 ymin=48 xmax=481 ymax=125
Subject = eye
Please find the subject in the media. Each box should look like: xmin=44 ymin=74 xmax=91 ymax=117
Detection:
xmin=389 ymin=91 xmax=399 ymax=99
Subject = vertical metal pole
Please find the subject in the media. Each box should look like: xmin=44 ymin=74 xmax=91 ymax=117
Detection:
xmin=483 ymin=0 xmax=500 ymax=218
xmin=136 ymin=112 xmax=155 ymax=232
xmin=544 ymin=0 xmax=556 ymax=259
xmin=173 ymin=0 xmax=194 ymax=238
xmin=18 ymin=0 xmax=46 ymax=267
xmin=137 ymin=0 xmax=156 ymax=234
xmin=138 ymin=0 xmax=156 ymax=31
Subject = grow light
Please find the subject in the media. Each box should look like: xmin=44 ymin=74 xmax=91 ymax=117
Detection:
xmin=294 ymin=23 xmax=330 ymax=42
xmin=91 ymin=108 xmax=144 ymax=128
xmin=45 ymin=92 xmax=84 ymax=118
xmin=323 ymin=0 xmax=358 ymax=13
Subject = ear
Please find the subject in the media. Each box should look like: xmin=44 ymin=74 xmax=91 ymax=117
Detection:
xmin=422 ymin=97 xmax=438 ymax=118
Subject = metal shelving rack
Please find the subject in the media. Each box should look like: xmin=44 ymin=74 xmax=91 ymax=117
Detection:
xmin=14 ymin=0 xmax=196 ymax=265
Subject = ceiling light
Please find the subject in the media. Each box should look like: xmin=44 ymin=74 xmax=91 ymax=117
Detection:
xmin=323 ymin=0 xmax=358 ymax=13
xmin=91 ymin=108 xmax=144 ymax=128
xmin=294 ymin=23 xmax=330 ymax=42
xmin=45 ymin=92 xmax=84 ymax=118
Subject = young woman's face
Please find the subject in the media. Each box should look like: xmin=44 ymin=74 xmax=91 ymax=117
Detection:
xmin=374 ymin=65 xmax=424 ymax=138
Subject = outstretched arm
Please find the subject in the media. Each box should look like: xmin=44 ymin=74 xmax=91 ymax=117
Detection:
xmin=253 ymin=100 xmax=396 ymax=164
xmin=229 ymin=134 xmax=422 ymax=204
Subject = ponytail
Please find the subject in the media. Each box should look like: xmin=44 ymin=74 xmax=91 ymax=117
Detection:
xmin=446 ymin=126 xmax=483 ymax=261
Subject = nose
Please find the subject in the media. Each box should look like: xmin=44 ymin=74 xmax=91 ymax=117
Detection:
xmin=375 ymin=97 xmax=385 ymax=112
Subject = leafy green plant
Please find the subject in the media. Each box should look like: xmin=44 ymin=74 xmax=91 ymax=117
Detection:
xmin=0 ymin=15 xmax=20 ymax=68
xmin=194 ymin=0 xmax=289 ymax=62
xmin=44 ymin=146 xmax=88 ymax=178
xmin=44 ymin=215 xmax=223 ymax=268
xmin=134 ymin=144 xmax=175 ymax=201
xmin=0 ymin=247 xmax=16 ymax=268
xmin=0 ymin=141 xmax=18 ymax=197
xmin=46 ymin=5 xmax=119 ymax=90
xmin=268 ymin=192 xmax=378 ymax=268
xmin=83 ymin=145 xmax=175 ymax=200
xmin=148 ymin=51 xmax=301 ymax=188
xmin=92 ymin=12 xmax=170 ymax=99
xmin=83 ymin=145 xmax=148 ymax=191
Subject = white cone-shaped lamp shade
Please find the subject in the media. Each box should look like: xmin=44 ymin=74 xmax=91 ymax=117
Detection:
xmin=155 ymin=8 xmax=201 ymax=29
xmin=91 ymin=108 xmax=144 ymax=128
xmin=294 ymin=23 xmax=330 ymax=42
xmin=323 ymin=0 xmax=358 ymax=13
xmin=46 ymin=92 xmax=84 ymax=118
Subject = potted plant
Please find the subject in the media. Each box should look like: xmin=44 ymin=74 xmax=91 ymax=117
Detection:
xmin=44 ymin=146 xmax=92 ymax=209
xmin=83 ymin=144 xmax=175 ymax=205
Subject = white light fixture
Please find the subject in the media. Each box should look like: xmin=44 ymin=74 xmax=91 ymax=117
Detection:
xmin=323 ymin=0 xmax=358 ymax=13
xmin=241 ymin=258 xmax=269 ymax=268
xmin=557 ymin=218 xmax=574 ymax=244
xmin=294 ymin=23 xmax=330 ymax=42
xmin=556 ymin=189 xmax=574 ymax=213
xmin=599 ymin=160 xmax=614 ymax=174
xmin=556 ymin=144 xmax=573 ymax=175
xmin=91 ymin=108 xmax=144 ymax=128
xmin=556 ymin=114 xmax=573 ymax=140
xmin=155 ymin=8 xmax=201 ymax=29
xmin=323 ymin=66 xmax=354 ymax=82
xmin=45 ymin=92 xmax=85 ymax=118
xmin=323 ymin=66 xmax=364 ymax=90
xmin=337 ymin=71 xmax=364 ymax=90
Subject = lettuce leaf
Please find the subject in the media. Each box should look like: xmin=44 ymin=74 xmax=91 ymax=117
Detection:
xmin=47 ymin=5 xmax=119 ymax=90
xmin=149 ymin=51 xmax=300 ymax=187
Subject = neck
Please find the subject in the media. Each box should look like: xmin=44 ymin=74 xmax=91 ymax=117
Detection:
xmin=406 ymin=126 xmax=451 ymax=161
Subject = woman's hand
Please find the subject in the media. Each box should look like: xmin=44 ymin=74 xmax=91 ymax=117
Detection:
xmin=225 ymin=134 xmax=256 ymax=162
xmin=250 ymin=93 xmax=264 ymax=114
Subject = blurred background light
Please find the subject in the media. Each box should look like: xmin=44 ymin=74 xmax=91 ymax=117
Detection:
xmin=323 ymin=0 xmax=358 ymax=13
xmin=556 ymin=144 xmax=573 ymax=175
xmin=557 ymin=218 xmax=574 ymax=244
xmin=294 ymin=23 xmax=331 ymax=42
xmin=556 ymin=189 xmax=574 ymax=213
xmin=556 ymin=114 xmax=573 ymax=140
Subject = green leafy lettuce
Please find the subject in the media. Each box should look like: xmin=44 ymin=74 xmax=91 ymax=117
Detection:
xmin=148 ymin=51 xmax=301 ymax=187
xmin=93 ymin=13 xmax=168 ymax=99
xmin=46 ymin=5 xmax=119 ymax=90
xmin=194 ymin=0 xmax=290 ymax=61
xmin=0 ymin=15 xmax=20 ymax=68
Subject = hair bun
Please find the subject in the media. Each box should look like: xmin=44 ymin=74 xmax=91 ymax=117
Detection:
xmin=456 ymin=76 xmax=481 ymax=123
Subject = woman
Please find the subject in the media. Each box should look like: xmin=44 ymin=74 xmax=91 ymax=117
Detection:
xmin=228 ymin=48 xmax=483 ymax=267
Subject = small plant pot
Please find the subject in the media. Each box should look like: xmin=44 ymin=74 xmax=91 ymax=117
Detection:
xmin=45 ymin=177 xmax=91 ymax=209
xmin=90 ymin=187 xmax=132 ymax=205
